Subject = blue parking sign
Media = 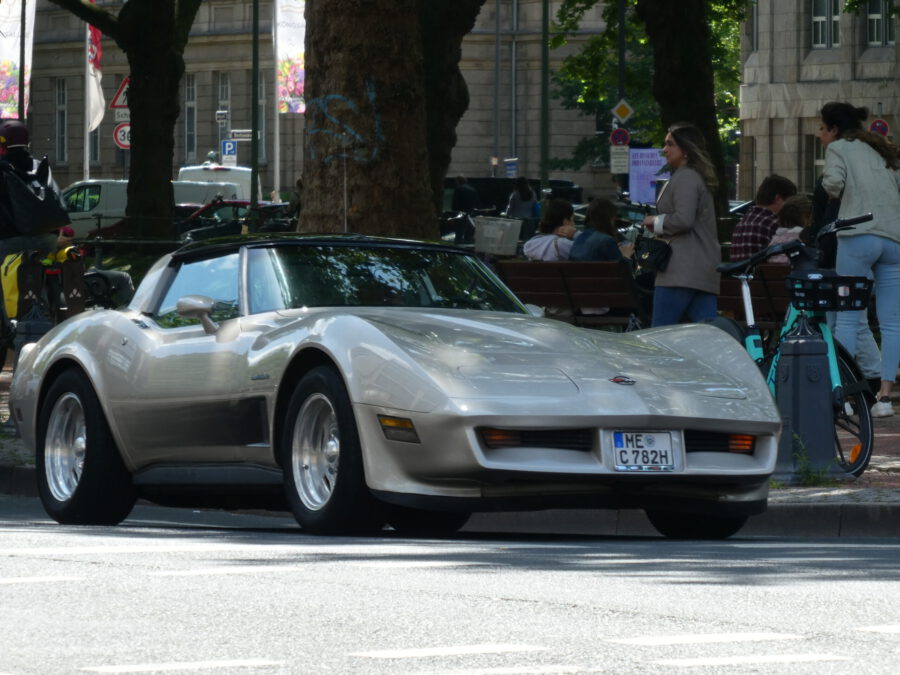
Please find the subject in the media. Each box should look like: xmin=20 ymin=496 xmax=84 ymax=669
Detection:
xmin=221 ymin=140 xmax=237 ymax=157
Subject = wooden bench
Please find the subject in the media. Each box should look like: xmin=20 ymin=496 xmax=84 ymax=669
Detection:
xmin=493 ymin=259 xmax=650 ymax=330
xmin=717 ymin=263 xmax=791 ymax=329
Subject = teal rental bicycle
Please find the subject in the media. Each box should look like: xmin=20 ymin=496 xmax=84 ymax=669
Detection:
xmin=713 ymin=214 xmax=876 ymax=477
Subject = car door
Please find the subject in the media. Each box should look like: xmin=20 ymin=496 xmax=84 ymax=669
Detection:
xmin=110 ymin=250 xmax=267 ymax=466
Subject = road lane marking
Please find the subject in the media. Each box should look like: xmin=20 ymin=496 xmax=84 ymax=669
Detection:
xmin=350 ymin=560 xmax=478 ymax=569
xmin=352 ymin=644 xmax=548 ymax=659
xmin=859 ymin=625 xmax=900 ymax=634
xmin=80 ymin=659 xmax=282 ymax=673
xmin=610 ymin=632 xmax=803 ymax=646
xmin=150 ymin=565 xmax=301 ymax=577
xmin=653 ymin=653 xmax=850 ymax=667
xmin=0 ymin=575 xmax=82 ymax=584
xmin=409 ymin=667 xmax=590 ymax=674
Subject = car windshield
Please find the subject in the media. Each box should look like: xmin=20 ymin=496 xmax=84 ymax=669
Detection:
xmin=247 ymin=244 xmax=525 ymax=314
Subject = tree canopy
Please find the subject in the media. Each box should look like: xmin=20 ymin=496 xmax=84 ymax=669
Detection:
xmin=553 ymin=0 xmax=750 ymax=209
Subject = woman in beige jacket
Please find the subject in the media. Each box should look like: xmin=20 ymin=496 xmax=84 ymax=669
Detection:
xmin=641 ymin=122 xmax=721 ymax=326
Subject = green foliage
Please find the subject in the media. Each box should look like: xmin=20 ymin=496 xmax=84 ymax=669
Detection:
xmin=844 ymin=0 xmax=899 ymax=16
xmin=792 ymin=433 xmax=839 ymax=487
xmin=551 ymin=0 xmax=750 ymax=171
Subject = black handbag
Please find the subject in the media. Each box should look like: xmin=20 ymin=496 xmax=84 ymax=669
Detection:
xmin=635 ymin=236 xmax=672 ymax=272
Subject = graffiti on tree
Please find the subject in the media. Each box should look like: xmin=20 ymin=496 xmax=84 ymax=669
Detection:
xmin=307 ymin=80 xmax=385 ymax=165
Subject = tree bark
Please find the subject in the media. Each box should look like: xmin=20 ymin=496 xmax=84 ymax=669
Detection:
xmin=302 ymin=0 xmax=436 ymax=237
xmin=635 ymin=0 xmax=729 ymax=214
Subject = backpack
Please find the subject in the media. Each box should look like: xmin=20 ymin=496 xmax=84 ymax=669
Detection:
xmin=0 ymin=158 xmax=71 ymax=239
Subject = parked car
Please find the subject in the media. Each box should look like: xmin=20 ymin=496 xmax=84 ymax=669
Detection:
xmin=62 ymin=179 xmax=241 ymax=237
xmin=179 ymin=200 xmax=293 ymax=241
xmin=729 ymin=199 xmax=754 ymax=219
xmin=10 ymin=234 xmax=781 ymax=538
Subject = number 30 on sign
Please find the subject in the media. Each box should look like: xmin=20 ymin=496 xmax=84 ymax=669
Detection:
xmin=113 ymin=122 xmax=131 ymax=150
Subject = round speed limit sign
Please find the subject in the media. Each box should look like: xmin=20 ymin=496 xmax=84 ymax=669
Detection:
xmin=113 ymin=122 xmax=131 ymax=150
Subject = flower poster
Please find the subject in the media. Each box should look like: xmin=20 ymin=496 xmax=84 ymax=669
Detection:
xmin=0 ymin=0 xmax=36 ymax=119
xmin=274 ymin=0 xmax=305 ymax=114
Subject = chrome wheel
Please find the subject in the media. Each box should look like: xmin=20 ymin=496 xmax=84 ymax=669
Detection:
xmin=44 ymin=392 xmax=87 ymax=503
xmin=281 ymin=366 xmax=385 ymax=534
xmin=292 ymin=392 xmax=341 ymax=511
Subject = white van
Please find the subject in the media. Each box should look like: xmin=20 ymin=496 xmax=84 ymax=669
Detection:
xmin=61 ymin=179 xmax=240 ymax=237
xmin=177 ymin=165 xmax=258 ymax=201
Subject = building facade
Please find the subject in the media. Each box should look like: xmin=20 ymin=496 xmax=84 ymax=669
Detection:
xmin=739 ymin=0 xmax=898 ymax=199
xmin=27 ymin=1 xmax=609 ymax=201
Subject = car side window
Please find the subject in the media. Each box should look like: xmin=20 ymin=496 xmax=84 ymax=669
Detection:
xmin=65 ymin=186 xmax=100 ymax=213
xmin=152 ymin=252 xmax=241 ymax=328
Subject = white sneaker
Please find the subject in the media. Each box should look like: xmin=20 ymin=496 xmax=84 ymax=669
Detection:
xmin=871 ymin=397 xmax=895 ymax=418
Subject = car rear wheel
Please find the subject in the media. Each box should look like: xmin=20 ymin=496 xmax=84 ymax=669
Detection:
xmin=36 ymin=370 xmax=136 ymax=525
xmin=386 ymin=506 xmax=471 ymax=536
xmin=281 ymin=366 xmax=385 ymax=534
xmin=645 ymin=510 xmax=748 ymax=540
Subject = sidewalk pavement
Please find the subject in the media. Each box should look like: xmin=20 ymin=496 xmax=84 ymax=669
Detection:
xmin=2 ymin=360 xmax=900 ymax=537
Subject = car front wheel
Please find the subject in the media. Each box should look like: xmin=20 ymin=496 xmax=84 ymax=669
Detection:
xmin=36 ymin=369 xmax=136 ymax=525
xmin=645 ymin=510 xmax=748 ymax=540
xmin=281 ymin=366 xmax=384 ymax=534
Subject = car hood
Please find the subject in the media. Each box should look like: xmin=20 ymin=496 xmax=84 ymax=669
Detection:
xmin=341 ymin=308 xmax=774 ymax=421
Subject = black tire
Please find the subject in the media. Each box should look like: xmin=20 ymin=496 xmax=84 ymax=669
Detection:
xmin=36 ymin=369 xmax=136 ymax=525
xmin=386 ymin=506 xmax=471 ymax=536
xmin=833 ymin=344 xmax=874 ymax=477
xmin=281 ymin=366 xmax=385 ymax=534
xmin=645 ymin=510 xmax=748 ymax=540
xmin=708 ymin=315 xmax=747 ymax=345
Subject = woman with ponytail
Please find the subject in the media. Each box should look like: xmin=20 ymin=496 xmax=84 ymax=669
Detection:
xmin=819 ymin=101 xmax=900 ymax=417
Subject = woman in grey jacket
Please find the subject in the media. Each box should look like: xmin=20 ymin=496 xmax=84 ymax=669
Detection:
xmin=641 ymin=122 xmax=721 ymax=326
xmin=820 ymin=102 xmax=900 ymax=417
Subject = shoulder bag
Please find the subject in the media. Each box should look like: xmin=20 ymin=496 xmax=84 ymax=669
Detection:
xmin=635 ymin=235 xmax=672 ymax=272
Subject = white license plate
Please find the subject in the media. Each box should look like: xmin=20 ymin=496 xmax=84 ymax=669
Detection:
xmin=613 ymin=431 xmax=675 ymax=472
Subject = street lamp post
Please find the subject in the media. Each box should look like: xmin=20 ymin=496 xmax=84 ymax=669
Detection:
xmin=250 ymin=0 xmax=260 ymax=216
xmin=540 ymin=0 xmax=549 ymax=193
xmin=18 ymin=0 xmax=26 ymax=120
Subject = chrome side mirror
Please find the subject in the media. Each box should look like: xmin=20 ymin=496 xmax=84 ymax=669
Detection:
xmin=176 ymin=294 xmax=219 ymax=334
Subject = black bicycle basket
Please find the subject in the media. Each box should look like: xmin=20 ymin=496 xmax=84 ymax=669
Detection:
xmin=786 ymin=271 xmax=872 ymax=311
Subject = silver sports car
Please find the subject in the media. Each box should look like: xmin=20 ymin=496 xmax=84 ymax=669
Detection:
xmin=10 ymin=234 xmax=781 ymax=538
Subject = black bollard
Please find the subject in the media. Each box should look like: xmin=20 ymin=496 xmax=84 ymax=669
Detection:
xmin=773 ymin=315 xmax=840 ymax=483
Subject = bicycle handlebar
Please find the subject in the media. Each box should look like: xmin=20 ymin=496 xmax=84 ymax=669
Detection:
xmin=815 ymin=212 xmax=873 ymax=241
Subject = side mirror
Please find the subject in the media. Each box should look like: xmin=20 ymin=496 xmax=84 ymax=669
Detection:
xmin=524 ymin=303 xmax=544 ymax=318
xmin=176 ymin=294 xmax=219 ymax=334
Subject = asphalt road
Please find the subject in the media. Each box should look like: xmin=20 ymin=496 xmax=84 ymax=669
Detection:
xmin=3 ymin=495 xmax=900 ymax=674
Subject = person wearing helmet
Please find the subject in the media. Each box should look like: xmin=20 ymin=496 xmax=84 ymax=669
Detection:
xmin=0 ymin=119 xmax=68 ymax=293
xmin=0 ymin=120 xmax=35 ymax=174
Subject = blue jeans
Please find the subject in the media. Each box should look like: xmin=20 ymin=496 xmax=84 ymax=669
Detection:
xmin=652 ymin=286 xmax=718 ymax=327
xmin=835 ymin=234 xmax=900 ymax=383
xmin=826 ymin=310 xmax=881 ymax=380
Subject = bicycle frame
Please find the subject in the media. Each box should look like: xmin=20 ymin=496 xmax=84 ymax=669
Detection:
xmin=731 ymin=273 xmax=842 ymax=400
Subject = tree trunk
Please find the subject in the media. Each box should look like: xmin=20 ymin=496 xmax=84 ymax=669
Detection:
xmin=49 ymin=0 xmax=203 ymax=239
xmin=419 ymin=1 xmax=486 ymax=216
xmin=117 ymin=1 xmax=181 ymax=238
xmin=635 ymin=0 xmax=729 ymax=214
xmin=303 ymin=0 xmax=436 ymax=237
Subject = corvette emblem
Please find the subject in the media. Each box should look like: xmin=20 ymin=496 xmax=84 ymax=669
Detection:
xmin=609 ymin=376 xmax=636 ymax=385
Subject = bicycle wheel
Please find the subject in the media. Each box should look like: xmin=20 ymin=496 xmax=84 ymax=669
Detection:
xmin=708 ymin=315 xmax=746 ymax=344
xmin=833 ymin=344 xmax=874 ymax=477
